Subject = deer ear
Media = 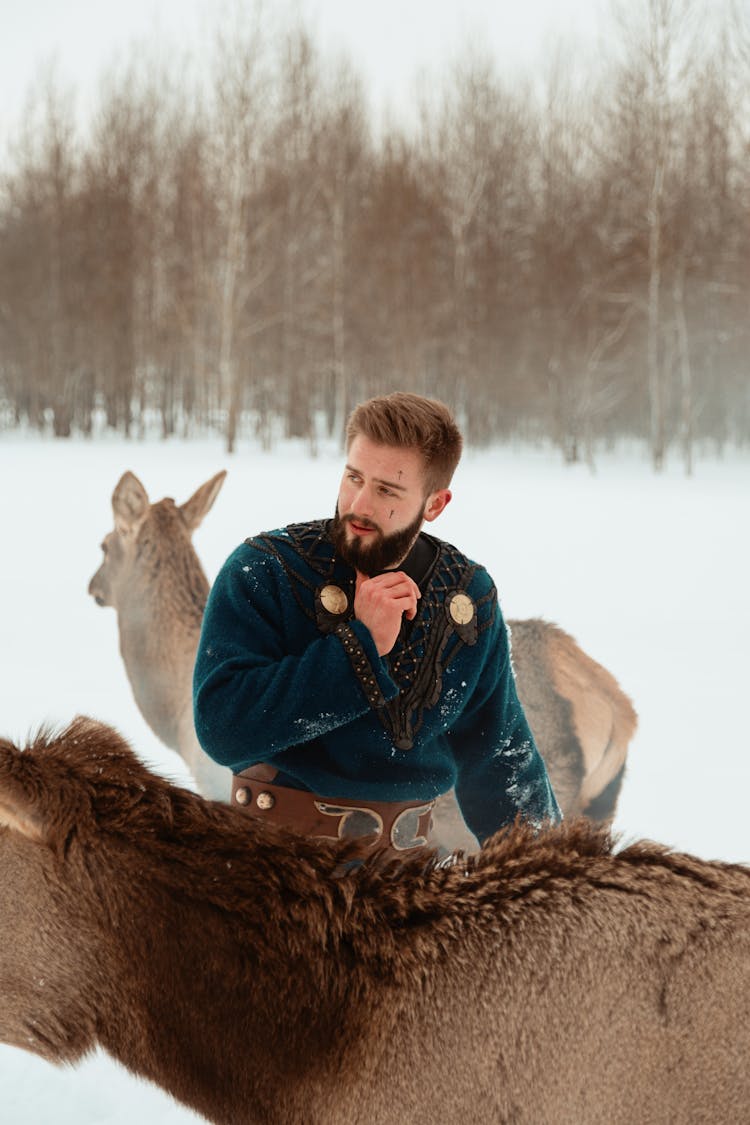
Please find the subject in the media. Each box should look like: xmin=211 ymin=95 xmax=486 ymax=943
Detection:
xmin=179 ymin=470 xmax=227 ymax=533
xmin=0 ymin=799 xmax=45 ymax=842
xmin=0 ymin=745 xmax=46 ymax=843
xmin=112 ymin=472 xmax=150 ymax=537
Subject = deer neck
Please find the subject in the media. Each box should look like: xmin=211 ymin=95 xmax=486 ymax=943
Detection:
xmin=96 ymin=860 xmax=363 ymax=1125
xmin=116 ymin=566 xmax=207 ymax=752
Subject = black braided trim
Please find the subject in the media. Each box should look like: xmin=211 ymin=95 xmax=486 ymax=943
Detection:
xmin=284 ymin=520 xmax=339 ymax=578
xmin=334 ymin=623 xmax=387 ymax=709
xmin=475 ymin=583 xmax=498 ymax=635
xmin=379 ymin=540 xmax=480 ymax=749
xmin=244 ymin=522 xmax=348 ymax=626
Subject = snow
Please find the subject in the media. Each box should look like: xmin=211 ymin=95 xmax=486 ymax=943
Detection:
xmin=0 ymin=432 xmax=748 ymax=1123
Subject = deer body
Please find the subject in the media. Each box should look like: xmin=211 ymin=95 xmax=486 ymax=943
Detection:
xmin=0 ymin=719 xmax=747 ymax=1125
xmin=89 ymin=472 xmax=637 ymax=835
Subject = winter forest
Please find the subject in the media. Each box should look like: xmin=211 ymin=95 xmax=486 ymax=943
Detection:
xmin=1 ymin=0 xmax=748 ymax=470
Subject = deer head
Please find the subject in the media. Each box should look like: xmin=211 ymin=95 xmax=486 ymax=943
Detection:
xmin=88 ymin=470 xmax=227 ymax=609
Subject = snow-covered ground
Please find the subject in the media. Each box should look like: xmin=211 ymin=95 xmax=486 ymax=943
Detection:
xmin=1 ymin=432 xmax=748 ymax=1123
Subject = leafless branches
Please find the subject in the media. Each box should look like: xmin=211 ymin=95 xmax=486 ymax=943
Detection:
xmin=0 ymin=0 xmax=746 ymax=466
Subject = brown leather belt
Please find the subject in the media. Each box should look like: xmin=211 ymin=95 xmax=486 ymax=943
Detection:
xmin=231 ymin=764 xmax=435 ymax=862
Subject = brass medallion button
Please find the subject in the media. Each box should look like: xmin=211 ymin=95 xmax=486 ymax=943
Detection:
xmin=449 ymin=593 xmax=475 ymax=625
xmin=320 ymin=584 xmax=348 ymax=615
xmin=256 ymin=791 xmax=275 ymax=810
xmin=235 ymin=786 xmax=250 ymax=806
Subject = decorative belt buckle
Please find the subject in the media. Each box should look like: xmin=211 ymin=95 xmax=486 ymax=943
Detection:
xmin=390 ymin=804 xmax=433 ymax=851
xmin=314 ymin=802 xmax=384 ymax=846
xmin=314 ymin=800 xmax=434 ymax=853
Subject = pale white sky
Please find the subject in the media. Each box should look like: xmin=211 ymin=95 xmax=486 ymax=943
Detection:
xmin=0 ymin=0 xmax=606 ymax=137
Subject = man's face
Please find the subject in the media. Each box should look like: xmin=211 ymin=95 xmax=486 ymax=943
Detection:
xmin=331 ymin=435 xmax=450 ymax=576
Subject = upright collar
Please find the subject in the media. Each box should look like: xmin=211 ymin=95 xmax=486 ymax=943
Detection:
xmin=379 ymin=532 xmax=439 ymax=591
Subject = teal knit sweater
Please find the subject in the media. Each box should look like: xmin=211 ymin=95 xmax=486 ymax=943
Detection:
xmin=193 ymin=520 xmax=560 ymax=844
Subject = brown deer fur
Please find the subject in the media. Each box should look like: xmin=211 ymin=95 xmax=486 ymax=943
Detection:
xmin=0 ymin=718 xmax=747 ymax=1125
xmin=88 ymin=472 xmax=637 ymax=842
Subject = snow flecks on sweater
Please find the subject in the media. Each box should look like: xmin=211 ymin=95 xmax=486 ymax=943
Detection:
xmin=439 ymin=685 xmax=466 ymax=727
xmin=293 ymin=713 xmax=337 ymax=740
xmin=505 ymin=619 xmax=516 ymax=676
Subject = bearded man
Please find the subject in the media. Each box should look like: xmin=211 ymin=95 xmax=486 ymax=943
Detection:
xmin=193 ymin=392 xmax=560 ymax=861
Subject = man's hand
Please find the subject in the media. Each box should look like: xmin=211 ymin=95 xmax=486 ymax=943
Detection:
xmin=354 ymin=571 xmax=420 ymax=656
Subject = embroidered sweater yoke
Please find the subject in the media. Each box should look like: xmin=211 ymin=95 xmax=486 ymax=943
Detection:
xmin=192 ymin=520 xmax=560 ymax=843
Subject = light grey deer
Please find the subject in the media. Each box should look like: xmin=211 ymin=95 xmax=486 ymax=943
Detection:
xmin=88 ymin=470 xmax=229 ymax=798
xmin=88 ymin=471 xmax=637 ymax=848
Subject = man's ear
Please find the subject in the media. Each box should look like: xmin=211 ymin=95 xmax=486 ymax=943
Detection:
xmin=423 ymin=489 xmax=452 ymax=523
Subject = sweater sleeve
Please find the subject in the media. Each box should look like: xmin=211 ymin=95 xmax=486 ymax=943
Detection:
xmin=448 ymin=588 xmax=562 ymax=844
xmin=192 ymin=543 xmax=398 ymax=771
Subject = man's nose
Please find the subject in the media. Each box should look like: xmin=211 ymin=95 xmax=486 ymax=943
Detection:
xmin=351 ymin=482 xmax=376 ymax=517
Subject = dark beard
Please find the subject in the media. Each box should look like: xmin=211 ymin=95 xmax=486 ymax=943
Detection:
xmin=331 ymin=506 xmax=425 ymax=577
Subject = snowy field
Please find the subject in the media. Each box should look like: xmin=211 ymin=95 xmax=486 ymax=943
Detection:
xmin=1 ymin=431 xmax=748 ymax=1123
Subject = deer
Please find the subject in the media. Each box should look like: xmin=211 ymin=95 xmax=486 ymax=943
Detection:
xmin=0 ymin=717 xmax=747 ymax=1125
xmin=88 ymin=471 xmax=637 ymax=850
xmin=87 ymin=470 xmax=229 ymax=799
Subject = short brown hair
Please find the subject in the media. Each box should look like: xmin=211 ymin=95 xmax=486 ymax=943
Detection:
xmin=346 ymin=392 xmax=463 ymax=492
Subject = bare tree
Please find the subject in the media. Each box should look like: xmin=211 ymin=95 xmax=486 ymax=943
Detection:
xmin=314 ymin=60 xmax=370 ymax=442
xmin=418 ymin=52 xmax=494 ymax=439
xmin=270 ymin=25 xmax=325 ymax=447
xmin=606 ymin=0 xmax=700 ymax=468
xmin=209 ymin=2 xmax=274 ymax=453
xmin=1 ymin=70 xmax=81 ymax=435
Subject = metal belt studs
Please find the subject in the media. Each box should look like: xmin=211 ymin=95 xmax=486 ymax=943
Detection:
xmin=235 ymin=786 xmax=275 ymax=810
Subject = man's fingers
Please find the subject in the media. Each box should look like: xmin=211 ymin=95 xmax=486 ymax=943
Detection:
xmin=353 ymin=572 xmax=421 ymax=655
xmin=362 ymin=571 xmax=420 ymax=597
xmin=364 ymin=588 xmax=418 ymax=613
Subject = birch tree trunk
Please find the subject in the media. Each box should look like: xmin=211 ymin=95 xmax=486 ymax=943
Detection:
xmin=219 ymin=158 xmax=244 ymax=455
xmin=647 ymin=157 xmax=666 ymax=470
xmin=672 ymin=260 xmax=693 ymax=476
xmin=645 ymin=0 xmax=671 ymax=472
